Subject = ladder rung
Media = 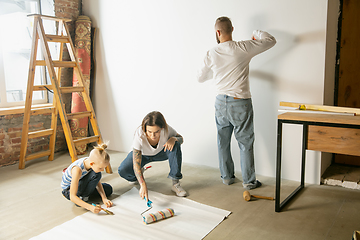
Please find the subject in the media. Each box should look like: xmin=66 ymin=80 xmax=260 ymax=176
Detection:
xmin=67 ymin=111 xmax=92 ymax=120
xmin=25 ymin=150 xmax=52 ymax=161
xmin=28 ymin=14 xmax=72 ymax=22
xmin=33 ymin=85 xmax=53 ymax=91
xmin=28 ymin=129 xmax=54 ymax=139
xmin=35 ymin=86 xmax=85 ymax=93
xmin=45 ymin=34 xmax=70 ymax=43
xmin=36 ymin=60 xmax=76 ymax=68
xmin=73 ymin=136 xmax=100 ymax=146
xmin=30 ymin=106 xmax=54 ymax=116
xmin=60 ymin=86 xmax=85 ymax=93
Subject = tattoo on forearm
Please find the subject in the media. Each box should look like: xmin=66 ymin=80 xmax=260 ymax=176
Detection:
xmin=133 ymin=149 xmax=144 ymax=184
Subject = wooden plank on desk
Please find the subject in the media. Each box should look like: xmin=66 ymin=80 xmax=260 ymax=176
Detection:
xmin=280 ymin=102 xmax=360 ymax=115
xmin=308 ymin=125 xmax=360 ymax=156
xmin=278 ymin=112 xmax=360 ymax=125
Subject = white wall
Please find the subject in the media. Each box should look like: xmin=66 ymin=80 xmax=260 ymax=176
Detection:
xmin=83 ymin=0 xmax=337 ymax=184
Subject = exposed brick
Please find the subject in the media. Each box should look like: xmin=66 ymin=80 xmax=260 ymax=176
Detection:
xmin=11 ymin=138 xmax=21 ymax=144
xmin=13 ymin=150 xmax=20 ymax=156
xmin=8 ymin=132 xmax=21 ymax=138
xmin=0 ymin=134 xmax=5 ymax=140
xmin=33 ymin=146 xmax=42 ymax=152
xmin=30 ymin=123 xmax=44 ymax=129
xmin=8 ymin=127 xmax=22 ymax=132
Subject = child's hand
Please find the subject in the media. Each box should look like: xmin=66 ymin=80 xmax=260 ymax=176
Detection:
xmin=103 ymin=198 xmax=113 ymax=208
xmin=91 ymin=204 xmax=102 ymax=214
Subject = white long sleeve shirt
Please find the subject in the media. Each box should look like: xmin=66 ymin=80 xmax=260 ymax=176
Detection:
xmin=198 ymin=30 xmax=276 ymax=99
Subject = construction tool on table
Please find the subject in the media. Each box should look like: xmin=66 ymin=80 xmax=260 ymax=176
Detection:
xmin=18 ymin=14 xmax=112 ymax=173
xmin=92 ymin=203 xmax=114 ymax=215
xmin=280 ymin=102 xmax=360 ymax=116
xmin=243 ymin=190 xmax=274 ymax=202
xmin=141 ymin=198 xmax=175 ymax=224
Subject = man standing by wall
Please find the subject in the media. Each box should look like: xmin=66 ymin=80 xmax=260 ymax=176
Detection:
xmin=198 ymin=16 xmax=276 ymax=190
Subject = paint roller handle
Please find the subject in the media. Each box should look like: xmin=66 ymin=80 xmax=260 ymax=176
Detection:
xmin=144 ymin=197 xmax=152 ymax=207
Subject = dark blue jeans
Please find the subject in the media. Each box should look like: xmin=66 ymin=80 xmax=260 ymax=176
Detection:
xmin=118 ymin=141 xmax=183 ymax=181
xmin=62 ymin=169 xmax=113 ymax=200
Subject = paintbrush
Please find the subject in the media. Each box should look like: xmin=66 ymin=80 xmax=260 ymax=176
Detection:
xmin=92 ymin=203 xmax=114 ymax=215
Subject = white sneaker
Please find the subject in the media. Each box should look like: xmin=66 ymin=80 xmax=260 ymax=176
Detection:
xmin=171 ymin=183 xmax=187 ymax=197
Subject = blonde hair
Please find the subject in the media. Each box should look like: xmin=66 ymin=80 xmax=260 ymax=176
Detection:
xmin=93 ymin=142 xmax=110 ymax=162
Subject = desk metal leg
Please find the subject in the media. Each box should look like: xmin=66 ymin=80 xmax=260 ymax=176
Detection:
xmin=275 ymin=121 xmax=307 ymax=212
xmin=300 ymin=124 xmax=308 ymax=187
xmin=275 ymin=120 xmax=283 ymax=212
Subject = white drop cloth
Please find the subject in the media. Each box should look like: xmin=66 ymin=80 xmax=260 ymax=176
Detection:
xmin=30 ymin=187 xmax=231 ymax=240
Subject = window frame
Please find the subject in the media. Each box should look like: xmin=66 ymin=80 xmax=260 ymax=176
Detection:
xmin=0 ymin=0 xmax=50 ymax=109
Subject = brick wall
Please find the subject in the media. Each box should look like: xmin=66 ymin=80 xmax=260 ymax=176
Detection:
xmin=0 ymin=0 xmax=81 ymax=167
xmin=0 ymin=114 xmax=66 ymax=167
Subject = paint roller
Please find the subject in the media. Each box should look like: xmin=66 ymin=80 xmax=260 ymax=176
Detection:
xmin=141 ymin=198 xmax=175 ymax=224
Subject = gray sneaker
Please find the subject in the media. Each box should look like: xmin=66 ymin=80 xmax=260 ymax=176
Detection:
xmin=243 ymin=180 xmax=262 ymax=190
xmin=222 ymin=178 xmax=235 ymax=185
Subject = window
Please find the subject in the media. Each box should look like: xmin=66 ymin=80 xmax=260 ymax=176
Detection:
xmin=0 ymin=0 xmax=53 ymax=108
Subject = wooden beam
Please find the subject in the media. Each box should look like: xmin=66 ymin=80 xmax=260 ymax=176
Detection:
xmin=280 ymin=102 xmax=360 ymax=116
xmin=25 ymin=150 xmax=52 ymax=161
xmin=60 ymin=86 xmax=85 ymax=93
xmin=28 ymin=129 xmax=54 ymax=139
xmin=67 ymin=111 xmax=91 ymax=120
xmin=33 ymin=85 xmax=53 ymax=91
xmin=73 ymin=136 xmax=100 ymax=146
xmin=45 ymin=35 xmax=70 ymax=43
xmin=36 ymin=60 xmax=76 ymax=68
xmin=27 ymin=14 xmax=72 ymax=22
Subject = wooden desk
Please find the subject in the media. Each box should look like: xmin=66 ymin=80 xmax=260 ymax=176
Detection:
xmin=275 ymin=112 xmax=360 ymax=212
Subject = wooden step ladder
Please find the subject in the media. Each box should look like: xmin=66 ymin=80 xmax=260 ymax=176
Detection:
xmin=19 ymin=14 xmax=112 ymax=173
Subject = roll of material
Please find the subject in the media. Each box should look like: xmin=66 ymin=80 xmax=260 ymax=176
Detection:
xmin=143 ymin=208 xmax=175 ymax=224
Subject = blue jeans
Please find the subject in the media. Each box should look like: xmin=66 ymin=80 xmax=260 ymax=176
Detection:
xmin=215 ymin=95 xmax=256 ymax=184
xmin=118 ymin=141 xmax=183 ymax=181
xmin=62 ymin=169 xmax=113 ymax=200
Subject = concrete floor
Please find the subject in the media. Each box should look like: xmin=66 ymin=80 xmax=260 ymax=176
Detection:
xmin=0 ymin=150 xmax=359 ymax=240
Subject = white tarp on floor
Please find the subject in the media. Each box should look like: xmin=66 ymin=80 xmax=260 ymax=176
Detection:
xmin=30 ymin=187 xmax=231 ymax=240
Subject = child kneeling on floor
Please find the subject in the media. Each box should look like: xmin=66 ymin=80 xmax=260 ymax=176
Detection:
xmin=61 ymin=143 xmax=113 ymax=213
